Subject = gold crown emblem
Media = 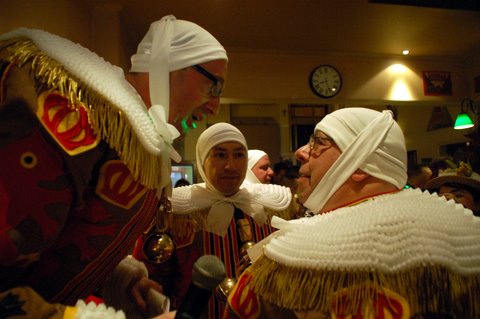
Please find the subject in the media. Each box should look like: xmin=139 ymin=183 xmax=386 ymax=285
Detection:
xmin=37 ymin=91 xmax=99 ymax=155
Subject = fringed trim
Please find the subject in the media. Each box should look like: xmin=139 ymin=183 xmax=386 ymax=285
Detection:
xmin=168 ymin=206 xmax=296 ymax=237
xmin=0 ymin=38 xmax=162 ymax=189
xmin=251 ymin=255 xmax=480 ymax=316
xmin=168 ymin=208 xmax=210 ymax=238
xmin=265 ymin=201 xmax=298 ymax=222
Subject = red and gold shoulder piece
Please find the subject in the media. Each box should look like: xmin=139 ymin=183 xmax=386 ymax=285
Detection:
xmin=36 ymin=90 xmax=100 ymax=155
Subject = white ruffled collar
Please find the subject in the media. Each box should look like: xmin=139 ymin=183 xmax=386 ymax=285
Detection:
xmin=171 ymin=181 xmax=292 ymax=236
xmin=258 ymin=188 xmax=480 ymax=274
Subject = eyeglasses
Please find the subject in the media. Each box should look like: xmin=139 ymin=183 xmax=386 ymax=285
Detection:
xmin=309 ymin=133 xmax=334 ymax=156
xmin=191 ymin=65 xmax=223 ymax=97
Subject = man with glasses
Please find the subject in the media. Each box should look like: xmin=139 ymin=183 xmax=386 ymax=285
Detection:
xmin=0 ymin=14 xmax=227 ymax=318
xmin=225 ymin=107 xmax=480 ymax=318
xmin=126 ymin=18 xmax=228 ymax=137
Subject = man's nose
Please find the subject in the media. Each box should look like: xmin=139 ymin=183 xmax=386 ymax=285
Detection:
xmin=224 ymin=154 xmax=236 ymax=169
xmin=295 ymin=144 xmax=310 ymax=162
xmin=205 ymin=98 xmax=220 ymax=116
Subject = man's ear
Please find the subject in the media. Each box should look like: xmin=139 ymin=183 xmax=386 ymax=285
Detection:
xmin=351 ymin=169 xmax=369 ymax=182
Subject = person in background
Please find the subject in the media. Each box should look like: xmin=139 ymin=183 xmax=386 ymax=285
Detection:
xmin=245 ymin=149 xmax=274 ymax=184
xmin=134 ymin=122 xmax=294 ymax=319
xmin=225 ymin=108 xmax=480 ymax=318
xmin=426 ymin=161 xmax=480 ymax=216
xmin=428 ymin=156 xmax=455 ymax=179
xmin=174 ymin=178 xmax=191 ymax=188
xmin=271 ymin=161 xmax=288 ymax=185
xmin=0 ymin=14 xmax=227 ymax=318
xmin=406 ymin=163 xmax=432 ymax=189
xmin=454 ymin=144 xmax=480 ymax=173
xmin=282 ymin=164 xmax=300 ymax=195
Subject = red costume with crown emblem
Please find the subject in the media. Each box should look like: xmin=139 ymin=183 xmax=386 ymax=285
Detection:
xmin=0 ymin=29 xmax=163 ymax=318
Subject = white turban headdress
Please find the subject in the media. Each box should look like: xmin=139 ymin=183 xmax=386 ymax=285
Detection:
xmin=303 ymin=108 xmax=408 ymax=214
xmin=245 ymin=150 xmax=268 ymax=183
xmin=196 ymin=123 xmax=248 ymax=191
xmin=130 ymin=15 xmax=228 ymax=162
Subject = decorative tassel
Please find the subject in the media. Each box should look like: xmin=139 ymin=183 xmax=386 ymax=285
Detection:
xmin=251 ymin=255 xmax=480 ymax=316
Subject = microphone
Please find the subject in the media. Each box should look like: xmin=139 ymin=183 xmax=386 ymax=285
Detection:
xmin=174 ymin=255 xmax=226 ymax=319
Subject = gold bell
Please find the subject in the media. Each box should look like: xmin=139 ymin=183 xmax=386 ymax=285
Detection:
xmin=143 ymin=231 xmax=175 ymax=264
xmin=142 ymin=195 xmax=175 ymax=264
xmin=216 ymin=277 xmax=237 ymax=302
xmin=239 ymin=241 xmax=255 ymax=256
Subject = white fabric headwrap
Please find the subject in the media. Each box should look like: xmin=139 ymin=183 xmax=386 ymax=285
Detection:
xmin=130 ymin=15 xmax=228 ymax=162
xmin=245 ymin=149 xmax=267 ymax=183
xmin=304 ymin=108 xmax=407 ymax=214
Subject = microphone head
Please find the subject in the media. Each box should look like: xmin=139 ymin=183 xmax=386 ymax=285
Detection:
xmin=192 ymin=255 xmax=226 ymax=291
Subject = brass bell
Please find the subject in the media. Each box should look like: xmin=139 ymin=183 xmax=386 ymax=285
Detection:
xmin=216 ymin=277 xmax=237 ymax=301
xmin=143 ymin=231 xmax=175 ymax=264
xmin=142 ymin=195 xmax=175 ymax=264
xmin=239 ymin=241 xmax=255 ymax=256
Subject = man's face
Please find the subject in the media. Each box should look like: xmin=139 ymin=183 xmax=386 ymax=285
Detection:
xmin=439 ymin=184 xmax=479 ymax=212
xmin=295 ymin=131 xmax=341 ymax=204
xmin=204 ymin=142 xmax=247 ymax=196
xmin=251 ymin=155 xmax=274 ymax=184
xmin=169 ymin=60 xmax=228 ymax=136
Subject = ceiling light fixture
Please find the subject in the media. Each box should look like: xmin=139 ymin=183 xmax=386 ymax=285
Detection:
xmin=402 ymin=49 xmax=409 ymax=55
xmin=454 ymin=98 xmax=479 ymax=130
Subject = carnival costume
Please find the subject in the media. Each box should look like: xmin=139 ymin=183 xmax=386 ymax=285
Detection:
xmin=133 ymin=123 xmax=293 ymax=319
xmin=225 ymin=108 xmax=480 ymax=318
xmin=0 ymin=15 xmax=227 ymax=318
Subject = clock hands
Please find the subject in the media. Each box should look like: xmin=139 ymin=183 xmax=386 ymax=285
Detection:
xmin=310 ymin=65 xmax=342 ymax=98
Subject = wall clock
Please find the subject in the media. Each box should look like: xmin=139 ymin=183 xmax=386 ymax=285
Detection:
xmin=309 ymin=65 xmax=342 ymax=98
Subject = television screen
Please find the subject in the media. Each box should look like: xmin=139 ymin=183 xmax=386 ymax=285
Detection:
xmin=171 ymin=163 xmax=195 ymax=187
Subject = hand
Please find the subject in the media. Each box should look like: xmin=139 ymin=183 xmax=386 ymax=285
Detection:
xmin=130 ymin=276 xmax=164 ymax=313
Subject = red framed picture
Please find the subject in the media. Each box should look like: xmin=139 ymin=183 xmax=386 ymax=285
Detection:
xmin=422 ymin=71 xmax=452 ymax=96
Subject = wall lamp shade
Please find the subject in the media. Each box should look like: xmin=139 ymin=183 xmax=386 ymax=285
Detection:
xmin=454 ymin=98 xmax=479 ymax=130
xmin=454 ymin=113 xmax=474 ymax=129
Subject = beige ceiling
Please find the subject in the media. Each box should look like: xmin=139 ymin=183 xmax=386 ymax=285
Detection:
xmin=87 ymin=0 xmax=480 ymax=60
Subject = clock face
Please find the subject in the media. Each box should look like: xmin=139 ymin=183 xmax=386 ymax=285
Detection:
xmin=309 ymin=65 xmax=342 ymax=98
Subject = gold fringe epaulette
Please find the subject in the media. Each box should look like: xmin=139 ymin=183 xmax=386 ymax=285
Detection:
xmin=0 ymin=38 xmax=162 ymax=189
xmin=251 ymin=255 xmax=480 ymax=316
xmin=168 ymin=208 xmax=209 ymax=238
xmin=269 ymin=200 xmax=298 ymax=221
xmin=168 ymin=204 xmax=296 ymax=237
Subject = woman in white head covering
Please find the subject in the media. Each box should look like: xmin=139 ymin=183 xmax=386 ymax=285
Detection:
xmin=145 ymin=123 xmax=293 ymax=319
xmin=245 ymin=149 xmax=274 ymax=184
